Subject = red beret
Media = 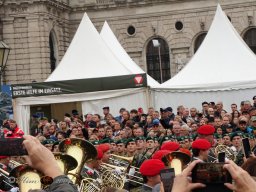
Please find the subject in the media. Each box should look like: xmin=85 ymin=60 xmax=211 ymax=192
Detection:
xmin=96 ymin=148 xmax=103 ymax=160
xmin=0 ymin=156 xmax=8 ymax=159
xmin=197 ymin=125 xmax=215 ymax=135
xmin=152 ymin=150 xmax=171 ymax=160
xmin=192 ymin=139 xmax=211 ymax=150
xmin=160 ymin=141 xmax=180 ymax=151
xmin=179 ymin=148 xmax=192 ymax=157
xmin=140 ymin=159 xmax=165 ymax=176
xmin=97 ymin=144 xmax=110 ymax=153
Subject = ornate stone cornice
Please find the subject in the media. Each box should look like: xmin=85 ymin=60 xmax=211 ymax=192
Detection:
xmin=3 ymin=0 xmax=71 ymax=11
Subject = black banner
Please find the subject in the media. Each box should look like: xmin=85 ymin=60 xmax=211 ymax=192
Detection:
xmin=11 ymin=73 xmax=147 ymax=98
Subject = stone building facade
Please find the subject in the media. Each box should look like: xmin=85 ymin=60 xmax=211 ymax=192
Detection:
xmin=1 ymin=0 xmax=256 ymax=84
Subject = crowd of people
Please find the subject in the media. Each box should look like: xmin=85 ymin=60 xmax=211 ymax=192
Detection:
xmin=1 ymin=97 xmax=256 ymax=191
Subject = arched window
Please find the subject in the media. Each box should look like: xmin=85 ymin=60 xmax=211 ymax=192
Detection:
xmin=194 ymin=33 xmax=207 ymax=53
xmin=146 ymin=38 xmax=170 ymax=83
xmin=49 ymin=30 xmax=58 ymax=72
xmin=244 ymin=28 xmax=256 ymax=54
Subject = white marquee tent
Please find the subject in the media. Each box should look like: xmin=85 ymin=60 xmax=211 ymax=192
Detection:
xmin=100 ymin=21 xmax=160 ymax=87
xmin=152 ymin=4 xmax=256 ymax=112
xmin=13 ymin=13 xmax=154 ymax=134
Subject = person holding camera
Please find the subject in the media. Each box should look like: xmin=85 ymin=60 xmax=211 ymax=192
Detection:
xmin=160 ymin=159 xmax=256 ymax=192
xmin=22 ymin=135 xmax=78 ymax=192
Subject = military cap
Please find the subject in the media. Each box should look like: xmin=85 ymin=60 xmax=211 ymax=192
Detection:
xmin=197 ymin=125 xmax=215 ymax=135
xmin=115 ymin=139 xmax=125 ymax=145
xmin=153 ymin=136 xmax=159 ymax=142
xmin=91 ymin=140 xmax=100 ymax=145
xmin=42 ymin=139 xmax=55 ymax=145
xmin=152 ymin=150 xmax=170 ymax=160
xmin=230 ymin=132 xmax=243 ymax=141
xmin=146 ymin=136 xmax=154 ymax=141
xmin=214 ymin=134 xmax=222 ymax=139
xmin=140 ymin=159 xmax=165 ymax=176
xmin=96 ymin=148 xmax=103 ymax=160
xmin=248 ymin=134 xmax=255 ymax=139
xmin=177 ymin=136 xmax=185 ymax=142
xmin=161 ymin=136 xmax=170 ymax=143
xmin=160 ymin=141 xmax=180 ymax=151
xmin=192 ymin=139 xmax=211 ymax=150
xmin=102 ymin=106 xmax=110 ymax=110
xmin=135 ymin=136 xmax=145 ymax=141
xmin=170 ymin=135 xmax=177 ymax=140
xmin=97 ymin=144 xmax=110 ymax=153
xmin=125 ymin=138 xmax=136 ymax=147
xmin=99 ymin=137 xmax=111 ymax=144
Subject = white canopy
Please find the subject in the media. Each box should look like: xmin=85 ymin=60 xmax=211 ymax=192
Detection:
xmin=14 ymin=13 xmax=150 ymax=134
xmin=159 ymin=4 xmax=256 ymax=91
xmin=100 ymin=21 xmax=160 ymax=87
xmin=46 ymin=13 xmax=134 ymax=82
xmin=153 ymin=4 xmax=256 ymax=112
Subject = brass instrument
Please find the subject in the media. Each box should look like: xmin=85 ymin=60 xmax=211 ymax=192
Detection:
xmin=58 ymin=138 xmax=97 ymax=184
xmin=79 ymin=178 xmax=101 ymax=192
xmin=54 ymin=153 xmax=78 ymax=175
xmin=215 ymin=145 xmax=235 ymax=161
xmin=163 ymin=151 xmax=191 ymax=175
xmin=9 ymin=164 xmax=42 ymax=192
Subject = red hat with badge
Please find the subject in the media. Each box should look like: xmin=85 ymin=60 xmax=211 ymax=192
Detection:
xmin=192 ymin=139 xmax=211 ymax=150
xmin=0 ymin=156 xmax=8 ymax=159
xmin=140 ymin=159 xmax=165 ymax=176
xmin=197 ymin=125 xmax=215 ymax=135
xmin=160 ymin=141 xmax=180 ymax=151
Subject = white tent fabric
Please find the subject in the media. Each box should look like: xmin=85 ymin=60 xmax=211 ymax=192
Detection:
xmin=46 ymin=13 xmax=134 ymax=82
xmin=159 ymin=4 xmax=256 ymax=90
xmin=100 ymin=21 xmax=160 ymax=87
xmin=153 ymin=4 xmax=256 ymax=112
xmin=14 ymin=13 xmax=151 ymax=133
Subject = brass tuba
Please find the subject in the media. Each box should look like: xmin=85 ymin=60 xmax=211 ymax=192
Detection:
xmin=58 ymin=138 xmax=97 ymax=184
xmin=162 ymin=151 xmax=191 ymax=175
xmin=215 ymin=145 xmax=235 ymax=161
xmin=9 ymin=164 xmax=42 ymax=192
xmin=54 ymin=152 xmax=78 ymax=175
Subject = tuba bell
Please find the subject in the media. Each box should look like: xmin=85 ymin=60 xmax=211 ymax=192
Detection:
xmin=162 ymin=151 xmax=191 ymax=175
xmin=53 ymin=152 xmax=78 ymax=175
xmin=58 ymin=138 xmax=97 ymax=184
xmin=9 ymin=164 xmax=42 ymax=192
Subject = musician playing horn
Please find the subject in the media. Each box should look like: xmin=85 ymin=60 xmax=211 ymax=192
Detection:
xmin=191 ymin=139 xmax=211 ymax=162
xmin=197 ymin=125 xmax=216 ymax=162
xmin=80 ymin=148 xmax=102 ymax=180
xmin=131 ymin=159 xmax=165 ymax=192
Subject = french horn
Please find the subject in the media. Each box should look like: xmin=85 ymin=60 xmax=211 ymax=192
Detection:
xmin=215 ymin=145 xmax=235 ymax=161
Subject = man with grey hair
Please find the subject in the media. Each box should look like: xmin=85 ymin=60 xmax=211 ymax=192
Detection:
xmin=172 ymin=124 xmax=181 ymax=137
